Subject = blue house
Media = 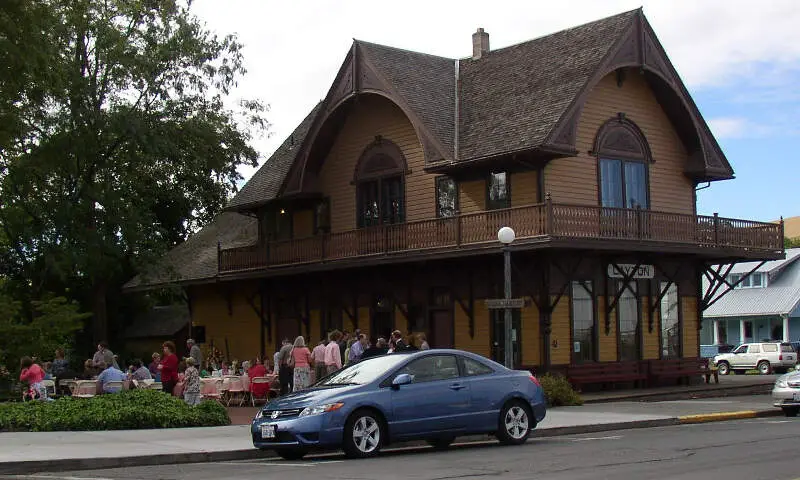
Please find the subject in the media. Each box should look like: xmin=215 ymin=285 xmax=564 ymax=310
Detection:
xmin=702 ymin=249 xmax=800 ymax=351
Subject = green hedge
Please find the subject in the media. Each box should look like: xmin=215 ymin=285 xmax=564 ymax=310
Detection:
xmin=539 ymin=373 xmax=584 ymax=407
xmin=0 ymin=389 xmax=230 ymax=432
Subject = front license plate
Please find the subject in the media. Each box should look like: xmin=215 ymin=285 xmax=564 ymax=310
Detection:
xmin=261 ymin=424 xmax=276 ymax=439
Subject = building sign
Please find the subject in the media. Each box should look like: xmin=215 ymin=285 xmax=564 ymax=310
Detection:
xmin=607 ymin=264 xmax=655 ymax=279
xmin=485 ymin=298 xmax=526 ymax=309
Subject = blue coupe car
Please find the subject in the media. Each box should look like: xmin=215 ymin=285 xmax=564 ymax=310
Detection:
xmin=251 ymin=349 xmax=547 ymax=459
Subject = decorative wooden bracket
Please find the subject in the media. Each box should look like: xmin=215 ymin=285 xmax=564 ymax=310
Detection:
xmin=702 ymin=260 xmax=766 ymax=310
xmin=303 ymin=294 xmax=311 ymax=339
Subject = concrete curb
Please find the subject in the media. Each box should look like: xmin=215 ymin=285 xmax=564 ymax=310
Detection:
xmin=0 ymin=410 xmax=779 ymax=475
xmin=678 ymin=408 xmax=782 ymax=424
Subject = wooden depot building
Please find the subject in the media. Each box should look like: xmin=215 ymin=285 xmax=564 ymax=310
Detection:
xmin=125 ymin=10 xmax=784 ymax=385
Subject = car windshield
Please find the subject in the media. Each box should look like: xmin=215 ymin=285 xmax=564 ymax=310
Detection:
xmin=315 ymin=355 xmax=410 ymax=386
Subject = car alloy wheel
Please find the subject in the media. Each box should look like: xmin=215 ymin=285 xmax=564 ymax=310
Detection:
xmin=758 ymin=361 xmax=771 ymax=375
xmin=717 ymin=361 xmax=730 ymax=375
xmin=343 ymin=409 xmax=383 ymax=458
xmin=497 ymin=400 xmax=532 ymax=445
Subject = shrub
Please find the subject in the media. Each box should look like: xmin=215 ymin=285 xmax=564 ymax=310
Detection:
xmin=539 ymin=373 xmax=583 ymax=407
xmin=0 ymin=389 xmax=230 ymax=432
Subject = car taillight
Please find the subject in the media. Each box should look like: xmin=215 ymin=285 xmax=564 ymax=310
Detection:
xmin=529 ymin=375 xmax=541 ymax=387
xmin=780 ymin=355 xmax=783 ymax=361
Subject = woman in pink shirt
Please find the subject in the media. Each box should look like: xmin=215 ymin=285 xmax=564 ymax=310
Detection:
xmin=291 ymin=336 xmax=312 ymax=392
xmin=19 ymin=356 xmax=46 ymax=401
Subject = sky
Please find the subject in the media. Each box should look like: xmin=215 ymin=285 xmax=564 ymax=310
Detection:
xmin=191 ymin=0 xmax=800 ymax=223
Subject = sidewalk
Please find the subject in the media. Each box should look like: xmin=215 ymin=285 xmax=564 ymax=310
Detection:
xmin=0 ymin=394 xmax=780 ymax=475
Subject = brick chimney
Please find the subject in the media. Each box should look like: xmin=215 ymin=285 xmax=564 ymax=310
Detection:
xmin=472 ymin=28 xmax=489 ymax=60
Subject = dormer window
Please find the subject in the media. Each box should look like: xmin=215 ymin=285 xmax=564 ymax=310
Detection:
xmin=729 ymin=272 xmax=767 ymax=289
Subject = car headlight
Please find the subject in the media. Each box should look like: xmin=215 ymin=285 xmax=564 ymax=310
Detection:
xmin=298 ymin=402 xmax=344 ymax=417
xmin=254 ymin=409 xmax=264 ymax=419
xmin=777 ymin=380 xmax=788 ymax=388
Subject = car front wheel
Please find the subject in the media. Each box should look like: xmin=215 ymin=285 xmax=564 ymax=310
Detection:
xmin=717 ymin=361 xmax=730 ymax=375
xmin=783 ymin=407 xmax=799 ymax=417
xmin=343 ymin=409 xmax=384 ymax=458
xmin=497 ymin=400 xmax=532 ymax=445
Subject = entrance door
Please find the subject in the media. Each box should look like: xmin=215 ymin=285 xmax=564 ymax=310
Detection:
xmin=372 ymin=311 xmax=393 ymax=341
xmin=491 ymin=310 xmax=521 ymax=367
xmin=429 ymin=310 xmax=454 ymax=348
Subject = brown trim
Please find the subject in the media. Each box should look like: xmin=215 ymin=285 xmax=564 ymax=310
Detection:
xmin=353 ymin=137 xmax=409 ymax=182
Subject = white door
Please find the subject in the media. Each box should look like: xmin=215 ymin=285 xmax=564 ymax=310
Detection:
xmin=745 ymin=344 xmax=762 ymax=368
xmin=730 ymin=344 xmax=749 ymax=369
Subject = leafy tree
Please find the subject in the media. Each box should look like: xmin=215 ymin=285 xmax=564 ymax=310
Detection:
xmin=0 ymin=287 xmax=89 ymax=375
xmin=0 ymin=0 xmax=266 ymax=344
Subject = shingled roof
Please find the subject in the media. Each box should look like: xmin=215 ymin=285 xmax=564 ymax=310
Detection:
xmin=227 ymin=103 xmax=322 ymax=210
xmin=124 ymin=211 xmax=257 ymax=290
xmin=458 ymin=10 xmax=637 ymax=160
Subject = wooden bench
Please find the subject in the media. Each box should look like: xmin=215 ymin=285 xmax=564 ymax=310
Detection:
xmin=648 ymin=358 xmax=710 ymax=385
xmin=566 ymin=361 xmax=647 ymax=390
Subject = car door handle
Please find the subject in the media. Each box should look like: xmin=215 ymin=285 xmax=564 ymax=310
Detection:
xmin=449 ymin=383 xmax=465 ymax=390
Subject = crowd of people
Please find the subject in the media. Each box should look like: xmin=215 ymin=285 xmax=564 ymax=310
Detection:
xmin=17 ymin=329 xmax=431 ymax=404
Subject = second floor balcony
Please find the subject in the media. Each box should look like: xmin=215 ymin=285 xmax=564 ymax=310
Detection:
xmin=218 ymin=201 xmax=785 ymax=274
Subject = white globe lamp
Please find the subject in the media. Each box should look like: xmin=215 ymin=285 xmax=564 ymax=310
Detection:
xmin=497 ymin=226 xmax=516 ymax=245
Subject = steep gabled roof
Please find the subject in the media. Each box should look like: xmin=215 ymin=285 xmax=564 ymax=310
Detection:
xmin=457 ymin=10 xmax=637 ymax=161
xmin=123 ymin=211 xmax=257 ymax=290
xmin=357 ymin=41 xmax=456 ymax=161
xmin=227 ymin=103 xmax=322 ymax=210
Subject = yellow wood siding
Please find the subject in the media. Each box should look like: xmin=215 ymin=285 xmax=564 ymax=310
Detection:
xmin=394 ymin=305 xmax=407 ymax=336
xmin=318 ymin=95 xmax=429 ymax=232
xmin=550 ymin=298 xmax=571 ymax=365
xmin=459 ymin=180 xmax=485 ymax=214
xmin=309 ymin=309 xmax=322 ymax=344
xmin=642 ymin=296 xmax=659 ymax=360
xmin=190 ymin=284 xmax=262 ymax=363
xmin=358 ymin=306 xmax=370 ymax=337
xmin=292 ymin=209 xmax=314 ymax=238
xmin=454 ymin=300 xmax=490 ymax=357
xmin=545 ymin=70 xmax=694 ymax=214
xmin=511 ymin=170 xmax=539 ymax=207
xmin=682 ymin=296 xmax=699 ymax=357
xmin=598 ymin=295 xmax=617 ymax=361
xmin=521 ymin=300 xmax=540 ymax=367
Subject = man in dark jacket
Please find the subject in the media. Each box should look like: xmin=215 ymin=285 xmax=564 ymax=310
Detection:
xmin=361 ymin=338 xmax=388 ymax=359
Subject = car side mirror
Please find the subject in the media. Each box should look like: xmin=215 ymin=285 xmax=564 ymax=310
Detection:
xmin=391 ymin=373 xmax=414 ymax=389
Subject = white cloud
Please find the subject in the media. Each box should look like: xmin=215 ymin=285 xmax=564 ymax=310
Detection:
xmin=187 ymin=0 xmax=800 ymax=180
xmin=708 ymin=117 xmax=748 ymax=139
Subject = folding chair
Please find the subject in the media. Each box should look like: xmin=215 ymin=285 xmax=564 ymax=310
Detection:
xmin=200 ymin=378 xmax=223 ymax=403
xmin=249 ymin=377 xmax=272 ymax=406
xmin=223 ymin=376 xmax=246 ymax=407
xmin=73 ymin=380 xmax=97 ymax=398
xmin=40 ymin=379 xmax=56 ymax=398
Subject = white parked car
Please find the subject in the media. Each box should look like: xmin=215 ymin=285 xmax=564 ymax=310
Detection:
xmin=772 ymin=370 xmax=800 ymax=416
xmin=713 ymin=342 xmax=796 ymax=375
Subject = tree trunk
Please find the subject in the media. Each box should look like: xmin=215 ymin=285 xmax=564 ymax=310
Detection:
xmin=91 ymin=281 xmax=108 ymax=344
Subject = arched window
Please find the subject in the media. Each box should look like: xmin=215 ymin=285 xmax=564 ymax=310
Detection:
xmin=354 ymin=138 xmax=407 ymax=227
xmin=594 ymin=116 xmax=652 ymax=209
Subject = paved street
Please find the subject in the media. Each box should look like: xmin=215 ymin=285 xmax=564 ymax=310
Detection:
xmin=4 ymin=417 xmax=798 ymax=480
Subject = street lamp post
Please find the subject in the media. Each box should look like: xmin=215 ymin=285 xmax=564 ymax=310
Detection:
xmin=497 ymin=226 xmax=516 ymax=369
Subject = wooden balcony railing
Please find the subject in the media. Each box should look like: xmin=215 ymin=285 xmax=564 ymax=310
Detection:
xmin=218 ymin=202 xmax=784 ymax=273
